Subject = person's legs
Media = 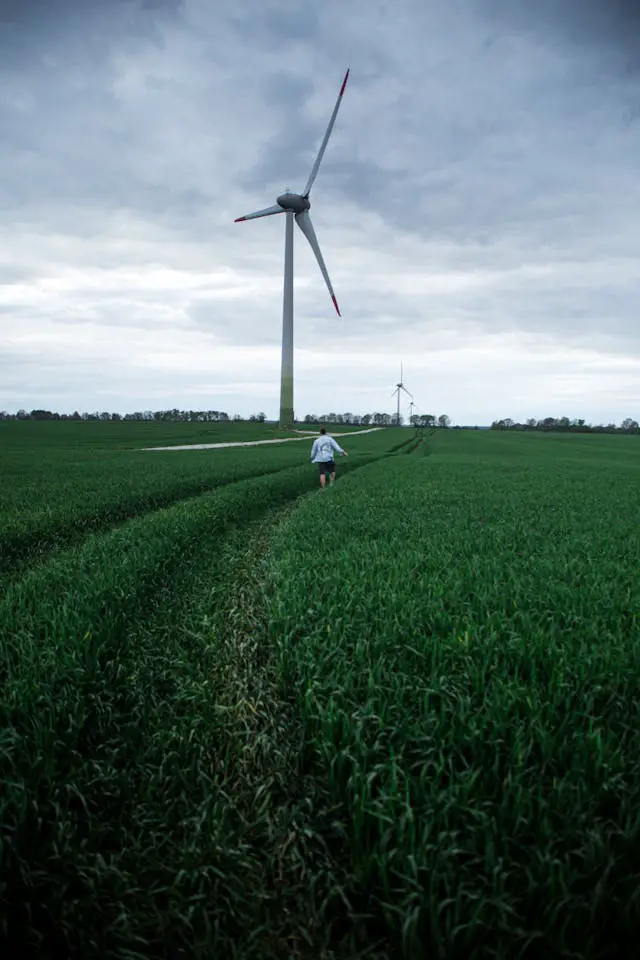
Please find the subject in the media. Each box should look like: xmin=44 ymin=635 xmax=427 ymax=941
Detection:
xmin=318 ymin=463 xmax=327 ymax=488
xmin=328 ymin=460 xmax=336 ymax=484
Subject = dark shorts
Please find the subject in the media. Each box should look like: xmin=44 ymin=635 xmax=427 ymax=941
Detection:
xmin=317 ymin=460 xmax=335 ymax=474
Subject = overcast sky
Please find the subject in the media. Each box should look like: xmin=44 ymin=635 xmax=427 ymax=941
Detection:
xmin=1 ymin=0 xmax=639 ymax=423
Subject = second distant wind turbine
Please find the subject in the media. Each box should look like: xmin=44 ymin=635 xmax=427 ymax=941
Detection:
xmin=234 ymin=69 xmax=349 ymax=429
xmin=391 ymin=363 xmax=413 ymax=425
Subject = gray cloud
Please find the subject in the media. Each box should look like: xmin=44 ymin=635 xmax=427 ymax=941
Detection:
xmin=477 ymin=1 xmax=640 ymax=61
xmin=0 ymin=0 xmax=639 ymax=421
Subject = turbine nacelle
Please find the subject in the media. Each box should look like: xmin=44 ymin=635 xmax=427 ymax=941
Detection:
xmin=277 ymin=193 xmax=311 ymax=213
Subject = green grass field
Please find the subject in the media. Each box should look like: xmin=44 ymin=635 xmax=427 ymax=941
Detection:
xmin=1 ymin=423 xmax=639 ymax=959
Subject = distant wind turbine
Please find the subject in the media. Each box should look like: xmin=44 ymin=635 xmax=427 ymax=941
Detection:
xmin=234 ymin=69 xmax=350 ymax=429
xmin=391 ymin=363 xmax=413 ymax=425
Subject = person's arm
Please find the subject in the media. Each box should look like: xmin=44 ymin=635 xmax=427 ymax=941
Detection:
xmin=331 ymin=437 xmax=348 ymax=457
xmin=310 ymin=439 xmax=318 ymax=461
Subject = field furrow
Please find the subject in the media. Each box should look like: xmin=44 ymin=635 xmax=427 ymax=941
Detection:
xmin=0 ymin=428 xmax=406 ymax=583
xmin=0 ymin=437 xmax=421 ymax=957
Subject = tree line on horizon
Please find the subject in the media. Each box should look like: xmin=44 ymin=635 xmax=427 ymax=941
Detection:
xmin=1 ymin=410 xmax=637 ymax=434
xmin=304 ymin=413 xmax=451 ymax=428
xmin=0 ymin=409 xmax=451 ymax=427
xmin=490 ymin=416 xmax=639 ymax=434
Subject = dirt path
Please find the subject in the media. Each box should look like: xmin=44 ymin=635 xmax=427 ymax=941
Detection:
xmin=142 ymin=427 xmax=382 ymax=452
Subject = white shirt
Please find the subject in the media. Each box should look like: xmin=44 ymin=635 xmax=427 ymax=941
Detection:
xmin=310 ymin=435 xmax=344 ymax=463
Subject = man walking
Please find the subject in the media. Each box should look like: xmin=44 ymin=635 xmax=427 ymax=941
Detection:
xmin=310 ymin=426 xmax=348 ymax=488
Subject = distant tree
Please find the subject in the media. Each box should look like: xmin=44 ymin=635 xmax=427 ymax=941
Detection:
xmin=361 ymin=413 xmax=372 ymax=426
xmin=437 ymin=414 xmax=451 ymax=429
xmin=256 ymin=412 xmax=266 ymax=423
xmin=621 ymin=418 xmax=639 ymax=433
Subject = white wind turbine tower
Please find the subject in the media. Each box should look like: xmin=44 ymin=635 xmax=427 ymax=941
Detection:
xmin=391 ymin=363 xmax=413 ymax=425
xmin=234 ymin=69 xmax=349 ymax=429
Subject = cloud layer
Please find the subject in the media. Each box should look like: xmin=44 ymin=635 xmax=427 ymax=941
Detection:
xmin=1 ymin=0 xmax=639 ymax=422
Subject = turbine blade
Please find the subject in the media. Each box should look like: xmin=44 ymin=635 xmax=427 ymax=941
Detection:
xmin=401 ymin=385 xmax=414 ymax=400
xmin=234 ymin=204 xmax=283 ymax=222
xmin=295 ymin=211 xmax=340 ymax=316
xmin=302 ymin=69 xmax=349 ymax=198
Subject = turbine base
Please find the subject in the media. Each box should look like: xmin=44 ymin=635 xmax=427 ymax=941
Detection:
xmin=279 ymin=407 xmax=294 ymax=430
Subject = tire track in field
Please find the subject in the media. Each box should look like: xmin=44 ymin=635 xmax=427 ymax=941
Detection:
xmin=0 ymin=440 xmax=412 ymax=588
xmin=0 ymin=459 xmax=312 ymax=586
xmin=1 ymin=436 xmax=392 ymax=584
xmin=1 ymin=458 xmax=403 ymax=959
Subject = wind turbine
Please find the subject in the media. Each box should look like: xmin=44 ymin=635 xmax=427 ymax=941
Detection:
xmin=391 ymin=363 xmax=413 ymax=425
xmin=234 ymin=69 xmax=349 ymax=430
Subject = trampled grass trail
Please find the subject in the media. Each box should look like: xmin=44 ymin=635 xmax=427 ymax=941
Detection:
xmin=0 ymin=426 xmax=396 ymax=584
xmin=0 ymin=427 xmax=413 ymax=958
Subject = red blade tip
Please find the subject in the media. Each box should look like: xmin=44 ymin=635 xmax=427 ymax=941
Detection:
xmin=340 ymin=69 xmax=349 ymax=97
xmin=234 ymin=216 xmax=246 ymax=222
xmin=332 ymin=294 xmax=341 ymax=317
